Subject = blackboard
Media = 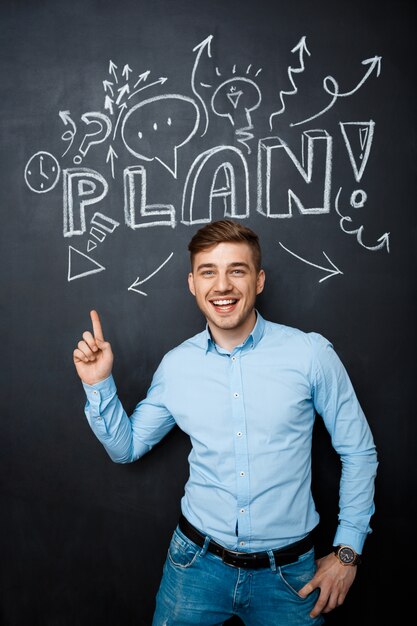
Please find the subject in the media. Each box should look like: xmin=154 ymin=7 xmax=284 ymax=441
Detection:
xmin=1 ymin=0 xmax=416 ymax=624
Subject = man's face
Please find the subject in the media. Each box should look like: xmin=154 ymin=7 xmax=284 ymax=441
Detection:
xmin=188 ymin=242 xmax=265 ymax=342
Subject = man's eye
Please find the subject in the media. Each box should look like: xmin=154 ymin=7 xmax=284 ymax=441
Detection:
xmin=232 ymin=269 xmax=244 ymax=275
xmin=202 ymin=271 xmax=214 ymax=276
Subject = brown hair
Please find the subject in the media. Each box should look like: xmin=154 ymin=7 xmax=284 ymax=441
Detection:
xmin=188 ymin=220 xmax=262 ymax=272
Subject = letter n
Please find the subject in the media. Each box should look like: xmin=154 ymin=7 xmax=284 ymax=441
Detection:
xmin=257 ymin=130 xmax=332 ymax=218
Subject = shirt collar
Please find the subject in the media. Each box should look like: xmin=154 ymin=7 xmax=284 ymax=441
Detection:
xmin=200 ymin=310 xmax=266 ymax=354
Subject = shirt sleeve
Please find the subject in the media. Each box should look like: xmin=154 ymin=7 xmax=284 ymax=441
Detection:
xmin=82 ymin=359 xmax=176 ymax=464
xmin=310 ymin=334 xmax=378 ymax=554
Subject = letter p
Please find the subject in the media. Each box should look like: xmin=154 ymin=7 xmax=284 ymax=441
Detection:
xmin=63 ymin=168 xmax=108 ymax=237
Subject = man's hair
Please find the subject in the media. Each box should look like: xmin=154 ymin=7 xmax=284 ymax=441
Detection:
xmin=188 ymin=220 xmax=262 ymax=272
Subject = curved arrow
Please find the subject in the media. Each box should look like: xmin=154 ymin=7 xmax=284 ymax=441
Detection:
xmin=291 ymin=55 xmax=382 ymax=127
xmin=191 ymin=35 xmax=213 ymax=137
xmin=335 ymin=187 xmax=390 ymax=252
xmin=279 ymin=242 xmax=343 ymax=283
xmin=128 ymin=252 xmax=174 ymax=296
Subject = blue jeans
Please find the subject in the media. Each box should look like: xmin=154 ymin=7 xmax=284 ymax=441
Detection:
xmin=152 ymin=525 xmax=325 ymax=626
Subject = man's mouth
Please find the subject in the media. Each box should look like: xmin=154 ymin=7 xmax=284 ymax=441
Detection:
xmin=210 ymin=298 xmax=238 ymax=313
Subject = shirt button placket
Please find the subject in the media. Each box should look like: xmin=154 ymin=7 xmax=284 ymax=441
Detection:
xmin=230 ymin=350 xmax=250 ymax=544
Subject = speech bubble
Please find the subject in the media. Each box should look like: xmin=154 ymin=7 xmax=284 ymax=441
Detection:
xmin=121 ymin=94 xmax=200 ymax=178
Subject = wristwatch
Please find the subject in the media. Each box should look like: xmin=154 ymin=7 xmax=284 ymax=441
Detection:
xmin=333 ymin=545 xmax=362 ymax=566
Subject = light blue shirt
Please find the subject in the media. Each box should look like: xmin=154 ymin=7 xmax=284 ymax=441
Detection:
xmin=83 ymin=312 xmax=377 ymax=554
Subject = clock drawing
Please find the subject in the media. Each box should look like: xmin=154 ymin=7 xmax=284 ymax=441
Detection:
xmin=24 ymin=151 xmax=61 ymax=193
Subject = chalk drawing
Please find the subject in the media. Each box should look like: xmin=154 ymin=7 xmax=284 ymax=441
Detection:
xmin=181 ymin=146 xmax=249 ymax=225
xmin=335 ymin=187 xmax=390 ymax=252
xmin=128 ymin=252 xmax=174 ymax=296
xmin=269 ymin=36 xmax=311 ymax=130
xmin=67 ymin=245 xmax=106 ymax=281
xmin=191 ymin=35 xmax=213 ymax=137
xmin=73 ymin=112 xmax=112 ymax=165
xmin=211 ymin=77 xmax=262 ymax=154
xmin=24 ymin=151 xmax=60 ymax=193
xmin=292 ymin=56 xmax=381 ymax=127
xmin=23 ymin=33 xmax=389 ymax=287
xmin=339 ymin=120 xmax=375 ymax=182
xmin=59 ymin=111 xmax=77 ymax=157
xmin=63 ymin=168 xmax=109 ymax=237
xmin=257 ymin=130 xmax=332 ymax=218
xmin=121 ymin=94 xmax=200 ymax=179
xmin=124 ymin=165 xmax=176 ymax=229
xmin=278 ymin=241 xmax=343 ymax=283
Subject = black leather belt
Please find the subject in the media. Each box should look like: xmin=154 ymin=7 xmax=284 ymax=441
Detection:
xmin=178 ymin=514 xmax=313 ymax=570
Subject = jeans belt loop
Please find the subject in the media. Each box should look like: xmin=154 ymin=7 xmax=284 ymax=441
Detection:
xmin=267 ymin=548 xmax=277 ymax=572
xmin=201 ymin=534 xmax=211 ymax=557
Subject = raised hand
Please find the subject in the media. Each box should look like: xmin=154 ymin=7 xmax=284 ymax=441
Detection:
xmin=73 ymin=310 xmax=114 ymax=386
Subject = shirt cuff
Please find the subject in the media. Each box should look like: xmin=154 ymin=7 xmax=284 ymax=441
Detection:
xmin=333 ymin=527 xmax=368 ymax=554
xmin=82 ymin=374 xmax=116 ymax=401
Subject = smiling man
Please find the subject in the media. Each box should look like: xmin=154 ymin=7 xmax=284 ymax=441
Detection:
xmin=73 ymin=220 xmax=378 ymax=626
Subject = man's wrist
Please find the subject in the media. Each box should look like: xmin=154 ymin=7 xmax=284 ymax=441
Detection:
xmin=333 ymin=545 xmax=362 ymax=566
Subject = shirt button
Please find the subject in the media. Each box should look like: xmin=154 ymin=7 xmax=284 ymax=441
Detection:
xmin=240 ymin=508 xmax=245 ymax=514
xmin=240 ymin=541 xmax=246 ymax=546
xmin=231 ymin=356 xmax=237 ymax=362
xmin=237 ymin=432 xmax=243 ymax=437
xmin=93 ymin=390 xmax=98 ymax=395
xmin=233 ymin=392 xmax=239 ymax=398
xmin=240 ymin=471 xmax=245 ymax=477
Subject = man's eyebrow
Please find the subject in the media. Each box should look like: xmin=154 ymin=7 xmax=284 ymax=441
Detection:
xmin=195 ymin=261 xmax=251 ymax=271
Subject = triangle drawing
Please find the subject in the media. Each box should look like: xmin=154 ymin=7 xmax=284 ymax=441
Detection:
xmin=227 ymin=90 xmax=243 ymax=109
xmin=67 ymin=245 xmax=106 ymax=281
xmin=339 ymin=121 xmax=375 ymax=182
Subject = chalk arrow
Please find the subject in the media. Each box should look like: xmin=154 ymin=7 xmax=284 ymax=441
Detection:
xmin=128 ymin=252 xmax=174 ymax=296
xmin=331 ymin=56 xmax=382 ymax=98
xmin=357 ymin=228 xmax=390 ymax=252
xmin=122 ymin=64 xmax=133 ymax=81
xmin=279 ymin=242 xmax=343 ymax=283
xmin=104 ymin=95 xmax=114 ymax=115
xmin=59 ymin=110 xmax=75 ymax=127
xmin=292 ymin=54 xmax=382 ymax=127
xmin=109 ymin=60 xmax=118 ymax=83
xmin=59 ymin=110 xmax=77 ymax=156
xmin=270 ymin=35 xmax=311 ymax=129
xmin=116 ymin=83 xmax=130 ymax=104
xmin=128 ymin=77 xmax=168 ymax=100
xmin=113 ymin=102 xmax=128 ymax=139
xmin=106 ymin=145 xmax=118 ymax=179
xmin=335 ymin=187 xmax=390 ymax=253
xmin=133 ymin=70 xmax=151 ymax=88
xmin=102 ymin=80 xmax=114 ymax=96
xmin=191 ymin=34 xmax=213 ymax=137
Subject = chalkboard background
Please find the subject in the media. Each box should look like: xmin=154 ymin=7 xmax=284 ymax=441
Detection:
xmin=1 ymin=0 xmax=416 ymax=624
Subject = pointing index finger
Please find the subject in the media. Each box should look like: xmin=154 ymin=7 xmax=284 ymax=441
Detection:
xmin=90 ymin=309 xmax=104 ymax=341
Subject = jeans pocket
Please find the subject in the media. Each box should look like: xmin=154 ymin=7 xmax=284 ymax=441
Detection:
xmin=278 ymin=547 xmax=318 ymax=598
xmin=167 ymin=528 xmax=200 ymax=569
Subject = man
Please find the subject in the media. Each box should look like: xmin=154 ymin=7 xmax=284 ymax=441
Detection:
xmin=73 ymin=220 xmax=378 ymax=625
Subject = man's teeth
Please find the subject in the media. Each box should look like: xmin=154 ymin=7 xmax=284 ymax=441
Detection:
xmin=212 ymin=299 xmax=237 ymax=305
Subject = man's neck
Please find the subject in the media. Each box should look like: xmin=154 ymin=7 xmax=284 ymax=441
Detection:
xmin=208 ymin=312 xmax=257 ymax=352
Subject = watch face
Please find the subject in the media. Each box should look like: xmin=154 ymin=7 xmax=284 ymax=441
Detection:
xmin=338 ymin=546 xmax=355 ymax=564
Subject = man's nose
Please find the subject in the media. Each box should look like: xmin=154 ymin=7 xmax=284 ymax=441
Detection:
xmin=213 ymin=272 xmax=232 ymax=292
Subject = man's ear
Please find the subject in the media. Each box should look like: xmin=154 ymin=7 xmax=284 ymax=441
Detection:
xmin=256 ymin=269 xmax=265 ymax=295
xmin=188 ymin=272 xmax=196 ymax=296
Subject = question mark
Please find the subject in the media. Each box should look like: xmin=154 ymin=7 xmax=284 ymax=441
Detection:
xmin=73 ymin=112 xmax=112 ymax=164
